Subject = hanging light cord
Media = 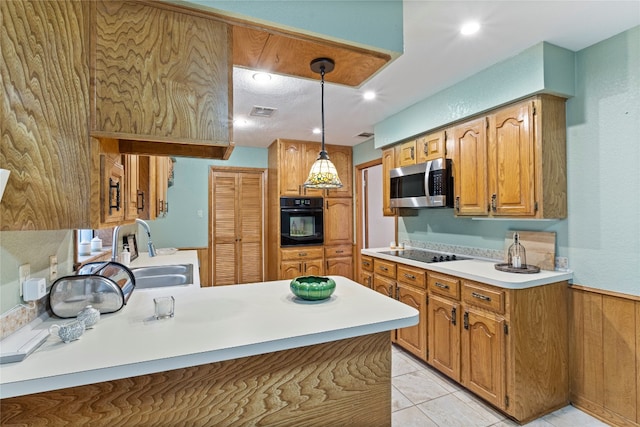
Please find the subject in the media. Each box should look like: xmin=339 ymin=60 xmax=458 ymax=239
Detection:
xmin=320 ymin=65 xmax=327 ymax=154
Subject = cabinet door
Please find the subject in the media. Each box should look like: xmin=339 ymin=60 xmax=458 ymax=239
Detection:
xmin=212 ymin=172 xmax=238 ymax=285
xmin=92 ymin=1 xmax=230 ymax=145
xmin=123 ymin=155 xmax=140 ymax=222
xmin=396 ymin=140 xmax=417 ymax=167
xmin=381 ymin=148 xmax=396 ymax=216
xmin=303 ymin=259 xmax=324 ymax=276
xmin=155 ymin=157 xmax=167 ymax=217
xmin=324 ymin=145 xmax=352 ymax=198
xmin=416 ymin=130 xmax=446 ymax=163
xmin=361 ymin=270 xmax=373 ymax=289
xmin=428 ymin=295 xmax=461 ymax=382
xmin=373 ymin=274 xmax=396 ymax=343
xmin=137 ymin=155 xmax=156 ymax=220
xmin=101 ymin=154 xmax=125 ymax=225
xmin=237 ymin=172 xmax=264 ymax=284
xmin=488 ymin=101 xmax=535 ymax=216
xmin=280 ymin=141 xmax=304 ymax=196
xmin=326 ymin=256 xmax=353 ymax=279
xmin=462 ymin=308 xmax=505 ymax=409
xmin=396 ymin=283 xmax=427 ymax=361
xmin=1 ymin=1 xmax=92 ymax=230
xmin=453 ymin=118 xmax=488 ymax=216
xmin=281 ymin=261 xmax=303 ymax=280
xmin=324 ymin=198 xmax=353 ymax=246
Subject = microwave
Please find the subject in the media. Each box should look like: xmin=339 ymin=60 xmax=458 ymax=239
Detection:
xmin=389 ymin=158 xmax=453 ymax=208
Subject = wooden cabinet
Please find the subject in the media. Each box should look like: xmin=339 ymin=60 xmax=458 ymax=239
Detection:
xmin=91 ymin=0 xmax=232 ymax=157
xmin=211 ymin=170 xmax=265 ymax=286
xmin=100 ymin=153 xmax=126 ymax=225
xmin=324 ymin=144 xmax=352 ymax=198
xmin=280 ymin=247 xmax=324 ymax=280
xmin=395 ymin=264 xmax=427 ymax=360
xmin=324 ymin=198 xmax=353 ymax=246
xmin=452 ymin=117 xmax=489 ymax=216
xmin=381 ymin=148 xmax=396 ymax=217
xmin=277 ymin=140 xmax=323 ymax=197
xmin=0 ymin=1 xmax=102 ymax=230
xmin=396 ymin=140 xmax=417 ymax=167
xmin=428 ymin=294 xmax=461 ymax=382
xmin=325 ymin=245 xmax=353 ymax=279
xmin=453 ymin=96 xmax=567 ymax=219
xmin=123 ymin=155 xmax=140 ymax=222
xmin=360 ymin=255 xmax=374 ymax=288
xmin=416 ymin=130 xmax=446 ymax=163
xmin=155 ymin=157 xmax=171 ymax=218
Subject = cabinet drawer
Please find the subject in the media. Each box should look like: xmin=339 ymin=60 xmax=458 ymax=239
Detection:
xmin=361 ymin=255 xmax=373 ymax=272
xmin=281 ymin=247 xmax=324 ymax=261
xmin=397 ymin=264 xmax=425 ymax=289
xmin=325 ymin=244 xmax=353 ymax=258
xmin=462 ymin=282 xmax=505 ymax=314
xmin=428 ymin=272 xmax=460 ymax=300
xmin=374 ymin=258 xmax=396 ymax=279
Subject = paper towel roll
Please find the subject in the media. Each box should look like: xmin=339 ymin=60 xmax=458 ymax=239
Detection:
xmin=0 ymin=169 xmax=10 ymax=202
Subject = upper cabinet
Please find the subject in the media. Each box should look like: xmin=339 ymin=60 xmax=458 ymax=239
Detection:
xmin=90 ymin=0 xmax=234 ymax=160
xmin=1 ymin=1 xmax=97 ymax=230
xmin=416 ymin=130 xmax=446 ymax=163
xmin=382 ymin=147 xmax=396 ymax=217
xmin=324 ymin=144 xmax=353 ymax=198
xmin=452 ymin=95 xmax=567 ymax=219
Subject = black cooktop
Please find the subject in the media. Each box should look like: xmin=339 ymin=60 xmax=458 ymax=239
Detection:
xmin=378 ymin=249 xmax=471 ymax=264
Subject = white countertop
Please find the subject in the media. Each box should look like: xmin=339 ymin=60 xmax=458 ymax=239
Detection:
xmin=0 ymin=254 xmax=418 ymax=399
xmin=362 ymin=247 xmax=573 ymax=289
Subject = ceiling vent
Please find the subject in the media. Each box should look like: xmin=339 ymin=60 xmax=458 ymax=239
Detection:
xmin=250 ymin=106 xmax=277 ymax=118
xmin=356 ymin=132 xmax=374 ymax=138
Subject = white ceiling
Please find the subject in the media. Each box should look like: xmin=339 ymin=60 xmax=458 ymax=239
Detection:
xmin=232 ymin=0 xmax=640 ymax=148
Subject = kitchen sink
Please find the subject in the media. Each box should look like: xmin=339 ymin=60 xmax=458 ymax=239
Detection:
xmin=131 ymin=264 xmax=194 ymax=288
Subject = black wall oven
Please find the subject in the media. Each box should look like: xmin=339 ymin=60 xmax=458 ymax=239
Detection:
xmin=280 ymin=197 xmax=324 ymax=247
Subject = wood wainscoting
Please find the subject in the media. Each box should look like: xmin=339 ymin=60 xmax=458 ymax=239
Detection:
xmin=570 ymin=285 xmax=640 ymax=427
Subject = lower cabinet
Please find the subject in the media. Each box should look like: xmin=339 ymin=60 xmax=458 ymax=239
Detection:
xmin=363 ymin=255 xmax=569 ymax=423
xmin=325 ymin=245 xmax=353 ymax=279
xmin=280 ymin=247 xmax=324 ymax=280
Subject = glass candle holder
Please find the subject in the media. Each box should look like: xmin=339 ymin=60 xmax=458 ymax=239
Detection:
xmin=154 ymin=296 xmax=175 ymax=319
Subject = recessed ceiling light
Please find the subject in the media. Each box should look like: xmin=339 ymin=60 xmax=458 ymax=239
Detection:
xmin=312 ymin=128 xmax=321 ymax=135
xmin=252 ymin=72 xmax=272 ymax=82
xmin=234 ymin=118 xmax=249 ymax=127
xmin=363 ymin=91 xmax=376 ymax=101
xmin=460 ymin=21 xmax=480 ymax=36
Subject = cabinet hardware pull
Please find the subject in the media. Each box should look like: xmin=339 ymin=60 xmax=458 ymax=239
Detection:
xmin=434 ymin=282 xmax=449 ymax=290
xmin=299 ymin=263 xmax=302 ymax=271
xmin=326 ymin=200 xmax=329 ymax=209
xmin=363 ymin=261 xmax=370 ymax=267
xmin=464 ymin=311 xmax=469 ymax=330
xmin=410 ymin=146 xmax=415 ymax=159
xmin=471 ymin=292 xmax=491 ymax=302
xmin=380 ymin=266 xmax=388 ymax=271
xmin=336 ymin=250 xmax=343 ymax=254
xmin=326 ymin=261 xmax=329 ymax=270
xmin=137 ymin=190 xmax=145 ymax=211
xmin=299 ymin=252 xmax=307 ymax=257
xmin=404 ymin=273 xmax=416 ymax=280
xmin=455 ymin=196 xmax=460 ymax=213
xmin=388 ymin=285 xmax=393 ymax=297
xmin=491 ymin=194 xmax=497 ymax=212
xmin=109 ymin=178 xmax=121 ymax=214
xmin=451 ymin=307 xmax=457 ymax=326
xmin=303 ymin=263 xmax=307 ymax=273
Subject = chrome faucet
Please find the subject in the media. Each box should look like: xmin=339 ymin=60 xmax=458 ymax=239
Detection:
xmin=111 ymin=218 xmax=157 ymax=262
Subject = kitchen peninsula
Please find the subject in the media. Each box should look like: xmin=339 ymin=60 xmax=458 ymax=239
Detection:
xmin=0 ymin=251 xmax=418 ymax=426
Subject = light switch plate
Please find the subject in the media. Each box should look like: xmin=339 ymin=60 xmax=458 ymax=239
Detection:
xmin=49 ymin=255 xmax=58 ymax=281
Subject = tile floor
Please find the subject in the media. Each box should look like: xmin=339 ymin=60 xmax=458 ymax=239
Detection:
xmin=391 ymin=344 xmax=610 ymax=427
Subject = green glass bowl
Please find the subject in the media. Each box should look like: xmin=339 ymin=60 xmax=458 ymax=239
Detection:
xmin=290 ymin=276 xmax=336 ymax=301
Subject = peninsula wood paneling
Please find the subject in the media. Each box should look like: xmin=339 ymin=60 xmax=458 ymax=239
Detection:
xmin=1 ymin=333 xmax=391 ymax=427
xmin=570 ymin=285 xmax=640 ymax=427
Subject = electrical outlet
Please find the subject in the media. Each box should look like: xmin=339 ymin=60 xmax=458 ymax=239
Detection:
xmin=555 ymin=257 xmax=569 ymax=270
xmin=49 ymin=255 xmax=58 ymax=281
xmin=19 ymin=264 xmax=30 ymax=297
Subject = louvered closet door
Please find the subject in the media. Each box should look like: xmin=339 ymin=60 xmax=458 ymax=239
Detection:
xmin=212 ymin=172 xmax=238 ymax=285
xmin=211 ymin=169 xmax=264 ymax=286
xmin=238 ymin=173 xmax=263 ymax=284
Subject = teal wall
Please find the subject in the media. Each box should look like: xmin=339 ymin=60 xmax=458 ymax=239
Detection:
xmin=147 ymin=146 xmax=268 ymax=248
xmin=181 ymin=0 xmax=403 ymax=56
xmin=374 ymin=42 xmax=576 ymax=148
xmin=376 ymin=27 xmax=640 ymax=296
xmin=352 ymin=138 xmax=381 ymax=166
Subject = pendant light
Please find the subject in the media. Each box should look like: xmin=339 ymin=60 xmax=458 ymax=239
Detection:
xmin=303 ymin=58 xmax=343 ymax=189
